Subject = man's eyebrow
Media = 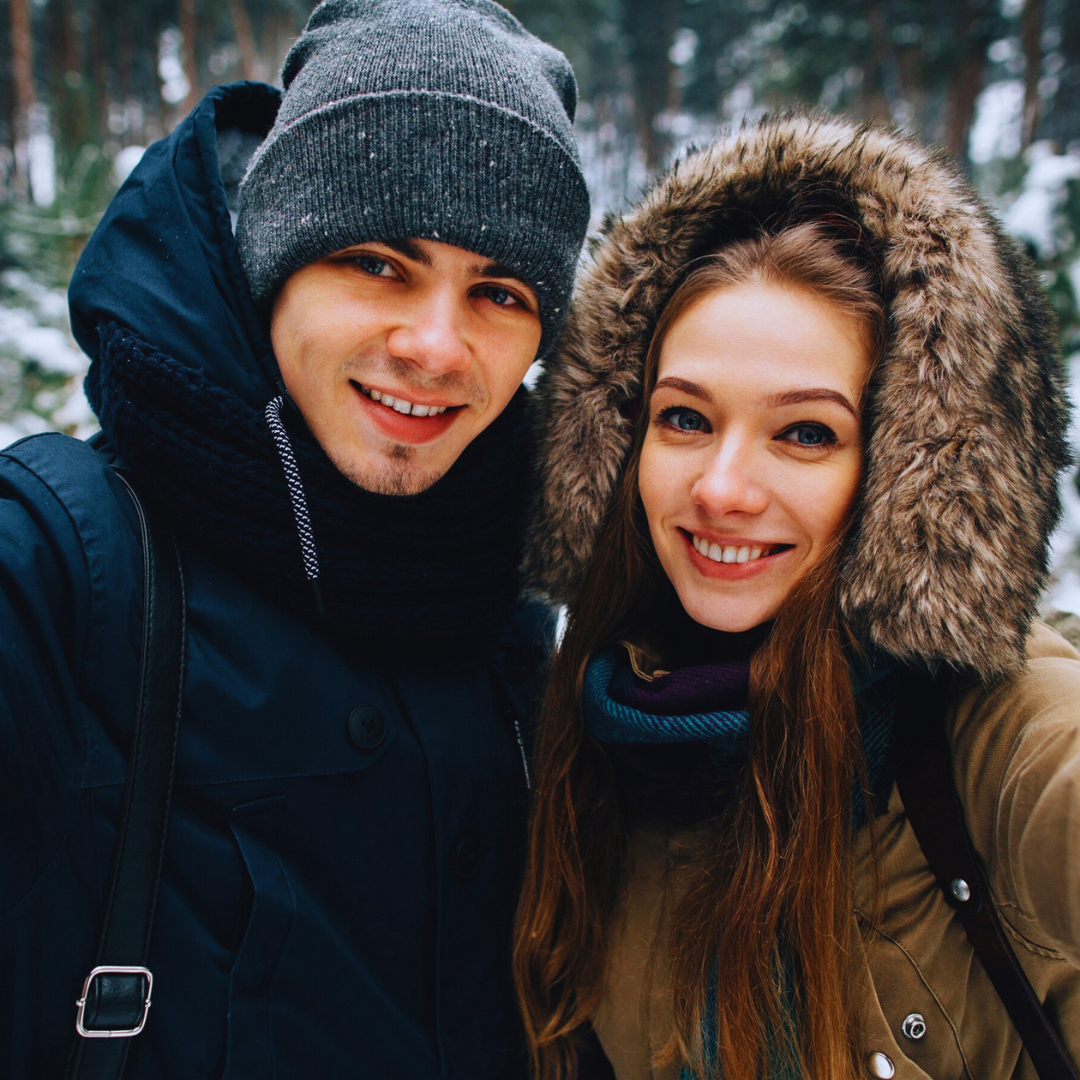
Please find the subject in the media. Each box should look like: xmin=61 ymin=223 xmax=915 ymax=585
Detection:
xmin=469 ymin=259 xmax=533 ymax=289
xmin=652 ymin=376 xmax=714 ymax=403
xmin=380 ymin=238 xmax=433 ymax=266
xmin=764 ymin=388 xmax=859 ymax=418
xmin=338 ymin=242 xmax=533 ymax=292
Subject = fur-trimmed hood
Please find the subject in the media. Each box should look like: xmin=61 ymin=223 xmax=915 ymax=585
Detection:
xmin=525 ymin=113 xmax=1071 ymax=679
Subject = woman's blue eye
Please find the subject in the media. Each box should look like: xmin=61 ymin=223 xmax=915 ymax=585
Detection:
xmin=658 ymin=406 xmax=708 ymax=432
xmin=783 ymin=423 xmax=836 ymax=448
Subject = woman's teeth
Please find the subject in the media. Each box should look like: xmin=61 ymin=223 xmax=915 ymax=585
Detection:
xmin=691 ymin=535 xmax=766 ymax=564
xmin=360 ymin=384 xmax=448 ymax=417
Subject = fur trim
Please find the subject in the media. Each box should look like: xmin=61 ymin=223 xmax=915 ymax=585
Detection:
xmin=525 ymin=113 xmax=1071 ymax=679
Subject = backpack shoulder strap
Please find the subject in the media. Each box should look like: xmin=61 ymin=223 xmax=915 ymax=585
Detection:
xmin=894 ymin=671 xmax=1078 ymax=1080
xmin=66 ymin=474 xmax=185 ymax=1080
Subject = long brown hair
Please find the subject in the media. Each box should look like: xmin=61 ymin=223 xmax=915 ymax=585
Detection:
xmin=514 ymin=221 xmax=886 ymax=1080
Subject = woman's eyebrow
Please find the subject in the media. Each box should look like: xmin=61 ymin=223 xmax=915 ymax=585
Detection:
xmin=653 ymin=376 xmax=713 ymax=402
xmin=765 ymin=388 xmax=858 ymax=418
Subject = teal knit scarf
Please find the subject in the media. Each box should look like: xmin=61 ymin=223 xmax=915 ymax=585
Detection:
xmin=582 ymin=646 xmax=898 ymax=823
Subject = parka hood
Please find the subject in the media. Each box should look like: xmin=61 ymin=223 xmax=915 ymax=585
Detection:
xmin=526 ymin=113 xmax=1071 ymax=679
xmin=69 ymin=82 xmax=281 ymax=408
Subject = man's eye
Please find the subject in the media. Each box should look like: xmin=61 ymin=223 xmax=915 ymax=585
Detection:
xmin=657 ymin=406 xmax=709 ymax=433
xmin=355 ymin=255 xmax=396 ymax=277
xmin=478 ymin=285 xmax=520 ymax=307
xmin=780 ymin=423 xmax=837 ymax=448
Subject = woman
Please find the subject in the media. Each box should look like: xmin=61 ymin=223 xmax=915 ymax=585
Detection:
xmin=514 ymin=114 xmax=1080 ymax=1080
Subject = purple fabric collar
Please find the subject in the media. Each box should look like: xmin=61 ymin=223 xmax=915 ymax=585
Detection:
xmin=609 ymin=656 xmax=749 ymax=716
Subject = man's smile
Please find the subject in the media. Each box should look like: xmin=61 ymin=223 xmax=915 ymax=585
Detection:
xmin=352 ymin=380 xmax=462 ymax=416
xmin=349 ymin=379 xmax=466 ymax=445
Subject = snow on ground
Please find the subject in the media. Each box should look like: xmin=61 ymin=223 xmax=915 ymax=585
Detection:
xmin=1003 ymin=142 xmax=1080 ymax=258
xmin=969 ymin=79 xmax=1024 ymax=166
xmin=0 ymin=267 xmax=95 ymax=448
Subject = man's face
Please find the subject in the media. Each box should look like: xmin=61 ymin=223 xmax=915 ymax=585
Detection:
xmin=271 ymin=238 xmax=542 ymax=495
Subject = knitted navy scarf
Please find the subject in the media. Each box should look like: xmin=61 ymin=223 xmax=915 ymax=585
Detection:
xmin=87 ymin=322 xmax=531 ymax=658
xmin=583 ymin=645 xmax=899 ymax=824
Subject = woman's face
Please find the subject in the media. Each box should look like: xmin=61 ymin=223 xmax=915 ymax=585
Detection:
xmin=638 ymin=281 xmax=872 ymax=633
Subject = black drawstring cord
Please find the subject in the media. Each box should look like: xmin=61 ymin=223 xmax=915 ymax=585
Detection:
xmin=265 ymin=394 xmax=325 ymax=617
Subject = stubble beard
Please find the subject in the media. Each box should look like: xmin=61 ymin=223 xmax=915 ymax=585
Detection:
xmin=335 ymin=441 xmax=450 ymax=496
xmin=328 ymin=353 xmax=483 ymax=495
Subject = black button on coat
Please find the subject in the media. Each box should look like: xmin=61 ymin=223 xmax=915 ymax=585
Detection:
xmin=0 ymin=83 xmax=551 ymax=1079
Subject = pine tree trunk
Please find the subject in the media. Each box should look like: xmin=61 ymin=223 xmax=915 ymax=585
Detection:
xmin=114 ymin=0 xmax=133 ymax=140
xmin=226 ymin=0 xmax=260 ymax=82
xmin=9 ymin=0 xmax=34 ymax=199
xmin=54 ymin=0 xmax=90 ymax=168
xmin=90 ymin=0 xmax=109 ymax=147
xmin=1041 ymin=0 xmax=1079 ymax=148
xmin=944 ymin=0 xmax=990 ymax=168
xmin=1021 ymin=0 xmax=1043 ymax=148
xmin=180 ymin=0 xmax=198 ymax=114
xmin=625 ymin=0 xmax=678 ymax=175
xmin=861 ymin=3 xmax=895 ymax=124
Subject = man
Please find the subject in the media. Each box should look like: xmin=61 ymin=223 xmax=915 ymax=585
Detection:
xmin=0 ymin=0 xmax=589 ymax=1075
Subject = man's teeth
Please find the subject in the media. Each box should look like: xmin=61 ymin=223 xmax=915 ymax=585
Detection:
xmin=691 ymin=535 xmax=766 ymax=564
xmin=365 ymin=387 xmax=448 ymax=416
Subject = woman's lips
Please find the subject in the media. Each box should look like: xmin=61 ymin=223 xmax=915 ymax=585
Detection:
xmin=351 ymin=380 xmax=464 ymax=445
xmin=680 ymin=528 xmax=794 ymax=579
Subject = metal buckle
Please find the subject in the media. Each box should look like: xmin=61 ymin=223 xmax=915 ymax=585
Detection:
xmin=75 ymin=966 xmax=153 ymax=1038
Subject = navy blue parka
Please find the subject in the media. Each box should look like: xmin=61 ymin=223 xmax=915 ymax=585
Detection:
xmin=0 ymin=83 xmax=550 ymax=1078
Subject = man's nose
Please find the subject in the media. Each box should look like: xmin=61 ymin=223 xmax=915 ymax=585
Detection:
xmin=690 ymin=439 xmax=770 ymax=518
xmin=385 ymin=290 xmax=472 ymax=376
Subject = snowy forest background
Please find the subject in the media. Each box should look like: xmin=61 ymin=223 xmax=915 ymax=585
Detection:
xmin=0 ymin=0 xmax=1079 ymax=608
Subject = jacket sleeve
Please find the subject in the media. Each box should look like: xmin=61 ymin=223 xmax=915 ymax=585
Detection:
xmin=0 ymin=451 xmax=91 ymax=911
xmin=949 ymin=622 xmax=1080 ymax=967
xmin=0 ymin=439 xmax=142 ymax=913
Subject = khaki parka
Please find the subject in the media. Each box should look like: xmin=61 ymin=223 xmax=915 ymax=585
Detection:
xmin=524 ymin=113 xmax=1080 ymax=1079
xmin=590 ymin=623 xmax=1080 ymax=1080
xmin=855 ymin=620 xmax=1080 ymax=1079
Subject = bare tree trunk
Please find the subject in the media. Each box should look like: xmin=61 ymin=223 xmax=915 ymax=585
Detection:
xmin=114 ymin=0 xmax=137 ymax=142
xmin=1041 ymin=0 xmax=1079 ymax=147
xmin=90 ymin=0 xmax=110 ymax=145
xmin=54 ymin=0 xmax=90 ymax=165
xmin=9 ymin=0 xmax=34 ymax=199
xmin=895 ymin=43 xmax=927 ymax=135
xmin=861 ymin=4 xmax=895 ymax=124
xmin=944 ymin=0 xmax=990 ymax=168
xmin=115 ymin=0 xmax=130 ymax=101
xmin=226 ymin=0 xmax=259 ymax=82
xmin=625 ymin=0 xmax=678 ymax=176
xmin=180 ymin=0 xmax=198 ymax=113
xmin=1021 ymin=0 xmax=1043 ymax=149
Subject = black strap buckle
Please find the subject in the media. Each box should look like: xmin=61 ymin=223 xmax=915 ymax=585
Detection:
xmin=75 ymin=967 xmax=153 ymax=1038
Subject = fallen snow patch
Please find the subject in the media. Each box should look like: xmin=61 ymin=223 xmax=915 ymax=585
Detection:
xmin=0 ymin=306 xmax=84 ymax=375
xmin=969 ymin=80 xmax=1024 ymax=165
xmin=1003 ymin=142 xmax=1080 ymax=259
xmin=113 ymin=145 xmax=146 ymax=184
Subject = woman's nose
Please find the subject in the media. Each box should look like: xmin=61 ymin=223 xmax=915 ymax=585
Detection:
xmin=385 ymin=291 xmax=472 ymax=375
xmin=690 ymin=442 xmax=770 ymax=518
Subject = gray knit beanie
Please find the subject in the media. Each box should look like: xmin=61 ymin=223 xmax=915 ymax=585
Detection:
xmin=235 ymin=0 xmax=590 ymax=357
